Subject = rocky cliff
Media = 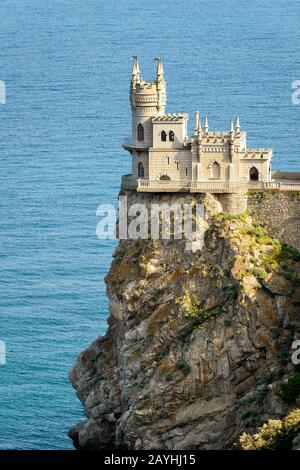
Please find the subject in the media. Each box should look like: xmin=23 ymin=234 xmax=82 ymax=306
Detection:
xmin=69 ymin=192 xmax=300 ymax=450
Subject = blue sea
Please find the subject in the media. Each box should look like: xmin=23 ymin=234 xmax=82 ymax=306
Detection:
xmin=0 ymin=0 xmax=300 ymax=450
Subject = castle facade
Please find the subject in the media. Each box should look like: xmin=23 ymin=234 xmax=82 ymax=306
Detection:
xmin=123 ymin=58 xmax=272 ymax=192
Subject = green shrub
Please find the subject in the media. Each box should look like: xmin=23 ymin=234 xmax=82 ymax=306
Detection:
xmin=244 ymin=417 xmax=261 ymax=429
xmin=201 ymin=305 xmax=222 ymax=320
xmin=283 ymin=245 xmax=300 ymax=262
xmin=252 ymin=267 xmax=267 ymax=280
xmin=256 ymin=370 xmax=284 ymax=385
xmin=165 ymin=373 xmax=173 ymax=382
xmin=177 ymin=319 xmax=201 ymax=341
xmin=240 ymin=389 xmax=269 ymax=406
xmin=241 ymin=408 xmax=259 ymax=421
xmin=178 ymin=293 xmax=203 ymax=318
xmin=175 ymin=359 xmax=192 ymax=375
xmin=239 ymin=408 xmax=300 ymax=450
xmin=280 ymin=373 xmax=300 ymax=404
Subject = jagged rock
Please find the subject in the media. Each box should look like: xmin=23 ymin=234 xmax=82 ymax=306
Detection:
xmin=69 ymin=193 xmax=300 ymax=450
xmin=262 ymin=273 xmax=291 ymax=295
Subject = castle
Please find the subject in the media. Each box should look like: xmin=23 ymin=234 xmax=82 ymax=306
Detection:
xmin=122 ymin=58 xmax=297 ymax=194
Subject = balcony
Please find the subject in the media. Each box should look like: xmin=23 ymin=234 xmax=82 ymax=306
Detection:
xmin=121 ymin=174 xmax=138 ymax=190
xmin=138 ymin=179 xmax=191 ymax=193
xmin=120 ymin=176 xmax=300 ymax=194
xmin=122 ymin=138 xmax=150 ymax=151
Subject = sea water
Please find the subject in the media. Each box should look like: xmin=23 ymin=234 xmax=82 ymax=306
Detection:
xmin=0 ymin=0 xmax=299 ymax=449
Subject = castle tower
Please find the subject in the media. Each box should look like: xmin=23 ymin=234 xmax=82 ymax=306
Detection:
xmin=130 ymin=57 xmax=167 ymax=147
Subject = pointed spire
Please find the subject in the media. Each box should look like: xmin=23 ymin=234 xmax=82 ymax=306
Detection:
xmin=235 ymin=114 xmax=240 ymax=134
xmin=135 ymin=58 xmax=140 ymax=81
xmin=155 ymin=56 xmax=164 ymax=80
xmin=131 ymin=56 xmax=137 ymax=76
xmin=131 ymin=56 xmax=140 ymax=83
xmin=204 ymin=115 xmax=209 ymax=134
xmin=230 ymin=117 xmax=234 ymax=133
xmin=194 ymin=111 xmax=199 ymax=134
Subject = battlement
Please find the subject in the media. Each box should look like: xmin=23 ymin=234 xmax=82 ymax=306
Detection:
xmin=196 ymin=132 xmax=246 ymax=143
xmin=152 ymin=113 xmax=188 ymax=123
xmin=242 ymin=148 xmax=272 ymax=159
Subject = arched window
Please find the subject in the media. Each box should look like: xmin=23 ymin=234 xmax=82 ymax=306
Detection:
xmin=160 ymin=175 xmax=171 ymax=181
xmin=212 ymin=161 xmax=221 ymax=178
xmin=169 ymin=130 xmax=175 ymax=142
xmin=249 ymin=167 xmax=259 ymax=181
xmin=137 ymin=124 xmax=144 ymax=142
xmin=161 ymin=130 xmax=167 ymax=142
xmin=138 ymin=162 xmax=144 ymax=177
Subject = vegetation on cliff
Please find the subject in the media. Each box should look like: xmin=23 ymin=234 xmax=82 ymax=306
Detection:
xmin=69 ymin=193 xmax=300 ymax=450
xmin=239 ymin=408 xmax=300 ymax=450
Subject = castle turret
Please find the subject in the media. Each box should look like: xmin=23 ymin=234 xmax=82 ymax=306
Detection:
xmin=230 ymin=117 xmax=234 ymax=141
xmin=130 ymin=57 xmax=140 ymax=107
xmin=129 ymin=57 xmax=167 ymax=147
xmin=194 ymin=111 xmax=200 ymax=135
xmin=235 ymin=114 xmax=240 ymax=135
xmin=204 ymin=116 xmax=209 ymax=135
xmin=155 ymin=57 xmax=167 ymax=115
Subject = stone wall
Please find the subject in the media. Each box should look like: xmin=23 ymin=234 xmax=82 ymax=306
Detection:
xmin=119 ymin=189 xmax=300 ymax=250
xmin=248 ymin=192 xmax=300 ymax=250
xmin=216 ymin=193 xmax=248 ymax=215
xmin=210 ymin=192 xmax=300 ymax=251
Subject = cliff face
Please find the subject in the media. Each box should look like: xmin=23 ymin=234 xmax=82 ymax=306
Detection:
xmin=69 ymin=192 xmax=300 ymax=450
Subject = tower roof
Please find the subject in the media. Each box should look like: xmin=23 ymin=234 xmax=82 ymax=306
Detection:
xmin=235 ymin=114 xmax=240 ymax=133
xmin=131 ymin=56 xmax=140 ymax=82
xmin=204 ymin=115 xmax=209 ymax=133
xmin=155 ymin=56 xmax=164 ymax=79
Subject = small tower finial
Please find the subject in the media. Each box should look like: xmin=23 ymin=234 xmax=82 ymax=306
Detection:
xmin=131 ymin=56 xmax=140 ymax=83
xmin=131 ymin=56 xmax=137 ymax=74
xmin=230 ymin=117 xmax=234 ymax=142
xmin=235 ymin=114 xmax=240 ymax=134
xmin=155 ymin=56 xmax=164 ymax=80
xmin=194 ymin=111 xmax=199 ymax=134
xmin=135 ymin=58 xmax=140 ymax=79
xmin=204 ymin=115 xmax=209 ymax=134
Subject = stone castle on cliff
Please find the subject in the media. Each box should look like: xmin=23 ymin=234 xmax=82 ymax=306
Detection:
xmin=122 ymin=58 xmax=298 ymax=194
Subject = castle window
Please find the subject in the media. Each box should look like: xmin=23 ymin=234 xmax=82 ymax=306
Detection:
xmin=249 ymin=167 xmax=259 ymax=181
xmin=161 ymin=130 xmax=167 ymax=142
xmin=160 ymin=175 xmax=171 ymax=181
xmin=169 ymin=130 xmax=175 ymax=142
xmin=167 ymin=157 xmax=169 ymax=165
xmin=137 ymin=124 xmax=144 ymax=142
xmin=185 ymin=166 xmax=188 ymax=176
xmin=138 ymin=162 xmax=144 ymax=178
xmin=176 ymin=162 xmax=179 ymax=170
xmin=211 ymin=161 xmax=221 ymax=178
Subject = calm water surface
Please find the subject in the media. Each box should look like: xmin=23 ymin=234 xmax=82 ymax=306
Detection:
xmin=0 ymin=0 xmax=299 ymax=449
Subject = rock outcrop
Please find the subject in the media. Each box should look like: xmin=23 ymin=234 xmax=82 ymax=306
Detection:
xmin=69 ymin=192 xmax=300 ymax=450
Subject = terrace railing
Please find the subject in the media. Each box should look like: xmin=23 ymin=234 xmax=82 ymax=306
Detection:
xmin=121 ymin=175 xmax=300 ymax=193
